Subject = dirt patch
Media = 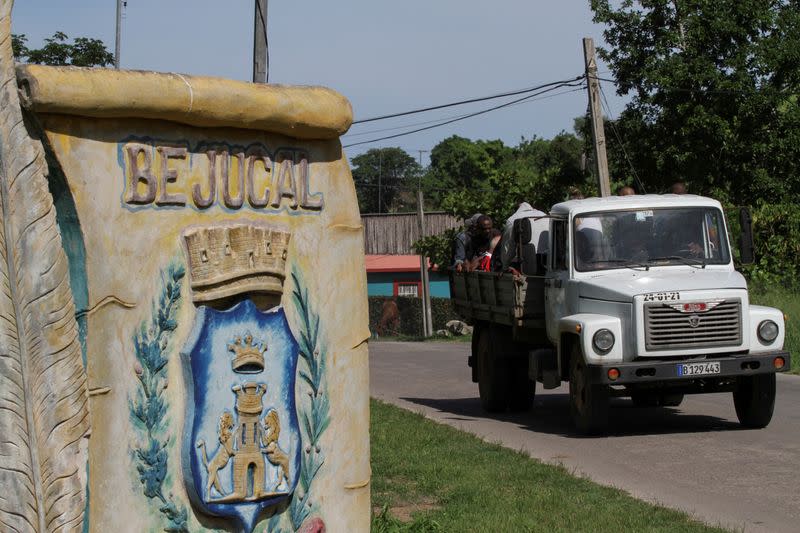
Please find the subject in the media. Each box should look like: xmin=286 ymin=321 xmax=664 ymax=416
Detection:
xmin=373 ymin=496 xmax=440 ymax=522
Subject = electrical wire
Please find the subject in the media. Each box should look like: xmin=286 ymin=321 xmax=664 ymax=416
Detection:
xmin=344 ymin=82 xmax=585 ymax=148
xmin=599 ymin=84 xmax=647 ymax=194
xmin=352 ymin=75 xmax=584 ymax=125
xmin=343 ymin=86 xmax=586 ymax=140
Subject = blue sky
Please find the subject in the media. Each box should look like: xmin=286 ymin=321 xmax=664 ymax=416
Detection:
xmin=12 ymin=1 xmax=626 ymax=165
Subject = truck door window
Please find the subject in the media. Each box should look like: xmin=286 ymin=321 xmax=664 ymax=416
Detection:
xmin=552 ymin=220 xmax=567 ymax=270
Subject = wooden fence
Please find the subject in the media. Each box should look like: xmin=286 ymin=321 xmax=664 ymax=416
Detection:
xmin=362 ymin=212 xmax=461 ymax=255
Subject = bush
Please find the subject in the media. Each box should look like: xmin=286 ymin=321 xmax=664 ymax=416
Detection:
xmin=725 ymin=202 xmax=800 ymax=289
xmin=747 ymin=203 xmax=800 ymax=288
xmin=368 ymin=296 xmax=461 ymax=338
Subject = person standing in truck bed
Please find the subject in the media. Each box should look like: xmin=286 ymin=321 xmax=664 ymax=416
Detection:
xmin=452 ymin=213 xmax=482 ymax=272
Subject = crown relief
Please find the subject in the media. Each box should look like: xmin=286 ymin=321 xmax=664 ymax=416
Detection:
xmin=228 ymin=334 xmax=267 ymax=373
xmin=183 ymin=223 xmax=291 ymax=304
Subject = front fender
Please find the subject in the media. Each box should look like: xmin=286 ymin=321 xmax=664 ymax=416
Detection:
xmin=748 ymin=305 xmax=785 ymax=353
xmin=559 ymin=314 xmax=623 ymax=365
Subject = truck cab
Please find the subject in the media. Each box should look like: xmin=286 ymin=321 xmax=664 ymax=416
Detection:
xmin=451 ymin=194 xmax=790 ymax=433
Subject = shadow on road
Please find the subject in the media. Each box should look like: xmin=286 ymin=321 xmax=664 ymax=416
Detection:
xmin=400 ymin=393 xmax=742 ymax=438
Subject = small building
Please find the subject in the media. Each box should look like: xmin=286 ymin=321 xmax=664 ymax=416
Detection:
xmin=361 ymin=212 xmax=461 ymax=299
xmin=365 ymin=255 xmax=451 ymax=298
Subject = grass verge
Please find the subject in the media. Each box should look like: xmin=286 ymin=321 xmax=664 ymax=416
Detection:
xmin=370 ymin=399 xmax=728 ymax=532
xmin=750 ymin=288 xmax=799 ymax=373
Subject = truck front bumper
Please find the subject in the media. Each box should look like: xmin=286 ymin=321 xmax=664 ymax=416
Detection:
xmin=587 ymin=351 xmax=790 ymax=385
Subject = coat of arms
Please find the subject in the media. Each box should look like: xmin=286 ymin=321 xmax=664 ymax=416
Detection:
xmin=181 ymin=223 xmax=301 ymax=532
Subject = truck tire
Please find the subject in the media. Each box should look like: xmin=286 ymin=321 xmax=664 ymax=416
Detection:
xmin=508 ymin=358 xmax=535 ymax=412
xmin=733 ymin=373 xmax=776 ymax=428
xmin=470 ymin=323 xmax=483 ymax=383
xmin=477 ymin=326 xmax=510 ymax=413
xmin=569 ymin=345 xmax=609 ymax=434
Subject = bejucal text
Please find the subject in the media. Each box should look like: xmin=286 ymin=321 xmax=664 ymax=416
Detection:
xmin=122 ymin=142 xmax=324 ymax=211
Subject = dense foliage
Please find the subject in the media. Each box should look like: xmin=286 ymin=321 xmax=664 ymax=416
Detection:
xmin=591 ymin=0 xmax=800 ymax=203
xmin=745 ymin=203 xmax=800 ymax=288
xmin=424 ymin=130 xmax=593 ymax=220
xmin=12 ymin=31 xmax=114 ymax=67
xmin=352 ymin=148 xmax=422 ymax=213
xmin=407 ymin=128 xmax=594 ymax=264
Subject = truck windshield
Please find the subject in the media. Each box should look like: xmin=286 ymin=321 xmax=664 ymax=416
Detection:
xmin=573 ymin=207 xmax=730 ymax=272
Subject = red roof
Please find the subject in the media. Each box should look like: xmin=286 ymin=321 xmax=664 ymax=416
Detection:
xmin=365 ymin=255 xmax=433 ymax=273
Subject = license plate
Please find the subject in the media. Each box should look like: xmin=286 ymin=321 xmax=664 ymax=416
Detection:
xmin=677 ymin=361 xmax=721 ymax=377
xmin=644 ymin=291 xmax=680 ymax=302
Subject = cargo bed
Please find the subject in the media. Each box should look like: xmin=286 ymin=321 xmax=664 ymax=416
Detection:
xmin=449 ymin=271 xmax=546 ymax=330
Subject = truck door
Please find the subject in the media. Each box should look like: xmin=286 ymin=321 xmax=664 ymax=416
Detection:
xmin=545 ymin=218 xmax=569 ymax=343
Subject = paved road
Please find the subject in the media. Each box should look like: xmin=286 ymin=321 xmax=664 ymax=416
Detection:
xmin=370 ymin=341 xmax=800 ymax=533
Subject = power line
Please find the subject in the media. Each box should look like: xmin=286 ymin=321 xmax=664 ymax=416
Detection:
xmin=344 ymin=82 xmax=585 ymax=148
xmin=352 ymin=75 xmax=584 ymax=125
xmin=343 ymin=87 xmax=585 ymax=140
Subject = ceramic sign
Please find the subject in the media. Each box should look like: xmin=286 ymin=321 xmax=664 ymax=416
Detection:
xmin=0 ymin=6 xmax=370 ymax=531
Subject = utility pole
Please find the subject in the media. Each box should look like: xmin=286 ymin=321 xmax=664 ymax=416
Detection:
xmin=114 ymin=0 xmax=124 ymax=69
xmin=417 ymin=149 xmax=428 ymax=190
xmin=417 ymin=190 xmax=433 ymax=337
xmin=253 ymin=0 xmax=269 ymax=83
xmin=378 ymin=149 xmax=382 ymax=213
xmin=582 ymin=37 xmax=611 ymax=197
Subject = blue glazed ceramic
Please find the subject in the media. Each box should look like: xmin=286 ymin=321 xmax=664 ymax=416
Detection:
xmin=181 ymin=299 xmax=301 ymax=533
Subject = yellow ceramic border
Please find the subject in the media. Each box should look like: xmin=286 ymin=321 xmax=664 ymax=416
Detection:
xmin=16 ymin=65 xmax=353 ymax=140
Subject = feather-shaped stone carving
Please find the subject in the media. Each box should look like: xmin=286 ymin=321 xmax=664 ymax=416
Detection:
xmin=0 ymin=2 xmax=90 ymax=532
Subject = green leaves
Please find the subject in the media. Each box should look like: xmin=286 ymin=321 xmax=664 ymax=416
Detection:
xmin=12 ymin=31 xmax=114 ymax=67
xmin=130 ymin=263 xmax=188 ymax=532
xmin=287 ymin=267 xmax=331 ymax=531
xmin=352 ymin=147 xmax=422 ymax=213
xmin=592 ymin=0 xmax=800 ymax=203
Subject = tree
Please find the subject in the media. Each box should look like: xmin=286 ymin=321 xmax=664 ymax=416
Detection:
xmin=12 ymin=32 xmax=114 ymax=67
xmin=351 ymin=148 xmax=421 ymax=213
xmin=423 ymin=136 xmax=513 ymax=206
xmin=12 ymin=33 xmax=28 ymax=61
xmin=424 ymin=129 xmax=593 ymax=221
xmin=413 ymin=129 xmax=595 ymax=266
xmin=591 ymin=0 xmax=800 ymax=203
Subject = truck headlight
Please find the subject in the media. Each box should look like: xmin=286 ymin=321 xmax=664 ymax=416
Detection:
xmin=758 ymin=320 xmax=779 ymax=343
xmin=592 ymin=329 xmax=615 ymax=354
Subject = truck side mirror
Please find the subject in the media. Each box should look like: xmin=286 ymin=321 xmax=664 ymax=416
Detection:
xmin=739 ymin=207 xmax=754 ymax=265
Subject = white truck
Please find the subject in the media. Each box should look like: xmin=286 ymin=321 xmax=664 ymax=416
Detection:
xmin=451 ymin=195 xmax=790 ymax=433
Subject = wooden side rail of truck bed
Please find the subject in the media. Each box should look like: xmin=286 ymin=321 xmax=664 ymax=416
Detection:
xmin=449 ymin=271 xmax=546 ymax=329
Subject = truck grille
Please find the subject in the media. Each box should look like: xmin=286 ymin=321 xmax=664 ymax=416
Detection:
xmin=644 ymin=299 xmax=742 ymax=351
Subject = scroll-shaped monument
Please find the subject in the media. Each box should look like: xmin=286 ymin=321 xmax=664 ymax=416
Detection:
xmin=0 ymin=3 xmax=370 ymax=531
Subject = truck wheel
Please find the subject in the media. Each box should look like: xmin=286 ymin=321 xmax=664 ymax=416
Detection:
xmin=508 ymin=359 xmax=535 ymax=412
xmin=477 ymin=327 xmax=509 ymax=412
xmin=569 ymin=346 xmax=608 ymax=434
xmin=733 ymin=374 xmax=776 ymax=428
xmin=469 ymin=323 xmax=483 ymax=383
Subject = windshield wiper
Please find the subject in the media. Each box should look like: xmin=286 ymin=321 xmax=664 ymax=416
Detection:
xmin=585 ymin=259 xmax=650 ymax=271
xmin=648 ymin=256 xmax=707 ymax=269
